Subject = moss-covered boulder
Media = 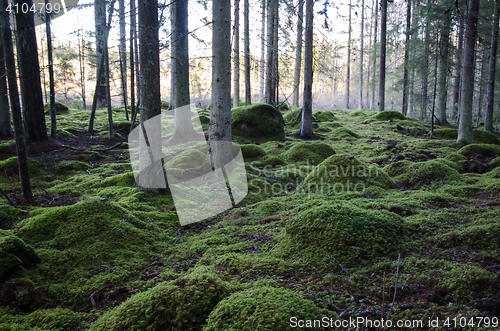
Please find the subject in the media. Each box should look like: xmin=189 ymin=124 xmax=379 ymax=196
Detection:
xmin=91 ymin=273 xmax=233 ymax=331
xmin=232 ymin=103 xmax=284 ymax=139
xmin=301 ymin=154 xmax=393 ymax=193
xmin=0 ymin=230 xmax=41 ymax=277
xmin=312 ymin=110 xmax=336 ymax=122
xmin=203 ymin=287 xmax=324 ymax=331
xmin=283 ymin=108 xmax=335 ymax=123
xmin=254 ymin=155 xmax=287 ymax=168
xmin=44 ymin=102 xmax=69 ymax=115
xmin=373 ymin=111 xmax=405 ymax=121
xmin=0 ymin=156 xmax=44 ymax=174
xmin=283 ymin=106 xmax=302 ymax=123
xmin=284 ymin=204 xmax=407 ymax=263
xmin=328 ymin=127 xmax=360 ymax=139
xmin=458 ymin=144 xmax=500 ymax=158
xmin=285 ymin=141 xmax=335 ymax=165
xmin=434 ymin=128 xmax=500 ymax=144
xmin=445 ymin=152 xmax=467 ymax=169
xmin=395 ymin=159 xmax=462 ymax=188
xmin=240 ymin=144 xmax=265 ymax=160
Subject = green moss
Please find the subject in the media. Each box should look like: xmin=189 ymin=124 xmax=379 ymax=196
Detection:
xmin=301 ymin=154 xmax=393 ymax=192
xmin=445 ymin=152 xmax=467 ymax=169
xmin=55 ymin=160 xmax=89 ymax=173
xmin=489 ymin=156 xmax=500 ymax=168
xmin=166 ymin=148 xmax=207 ymax=170
xmin=372 ymin=111 xmax=406 ymax=121
xmin=433 ymin=128 xmax=500 ymax=144
xmin=44 ymin=102 xmax=69 ymax=115
xmin=240 ymin=144 xmax=265 ymax=159
xmin=232 ymin=103 xmax=284 ymax=139
xmin=0 ymin=231 xmax=41 ymax=277
xmin=457 ymin=144 xmax=500 ymax=158
xmin=203 ymin=287 xmax=325 ymax=331
xmin=91 ymin=273 xmax=233 ymax=331
xmin=0 ymin=205 xmax=27 ymax=229
xmin=383 ymin=160 xmax=412 ymax=177
xmin=328 ymin=127 xmax=360 ymax=139
xmin=255 ymin=155 xmax=287 ymax=167
xmin=0 ymin=307 xmax=92 ymax=330
xmin=285 ymin=141 xmax=335 ymax=165
xmin=312 ymin=109 xmax=336 ymax=122
xmin=283 ymin=106 xmax=302 ymax=123
xmin=433 ymin=128 xmax=457 ymax=140
xmin=101 ymin=172 xmax=135 ymax=187
xmin=395 ymin=159 xmax=462 ymax=188
xmin=348 ymin=110 xmax=367 ymax=117
xmin=0 ymin=156 xmax=44 ymax=174
xmin=0 ymin=141 xmax=14 ymax=157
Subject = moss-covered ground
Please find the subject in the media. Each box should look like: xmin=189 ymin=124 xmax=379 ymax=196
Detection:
xmin=1 ymin=106 xmax=500 ymax=330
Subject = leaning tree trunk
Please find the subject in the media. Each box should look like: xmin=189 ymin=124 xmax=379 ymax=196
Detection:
xmin=299 ymin=0 xmax=314 ymax=138
xmin=0 ymin=42 xmax=12 ymax=137
xmin=458 ymin=0 xmax=480 ymax=144
xmin=211 ymin=0 xmax=233 ymax=167
xmin=244 ymin=0 xmax=251 ymax=105
xmin=233 ymin=0 xmax=240 ymax=108
xmin=346 ymin=0 xmax=351 ymax=109
xmin=359 ymin=0 xmax=364 ymax=110
xmin=15 ymin=0 xmax=47 ymax=141
xmin=485 ymin=0 xmax=500 ymax=132
xmin=401 ymin=0 xmax=411 ymax=116
xmin=292 ymin=0 xmax=304 ymax=107
xmin=0 ymin=0 xmax=32 ymax=203
xmin=371 ymin=0 xmax=378 ymax=109
xmin=377 ymin=0 xmax=387 ymax=113
xmin=436 ymin=21 xmax=450 ymax=126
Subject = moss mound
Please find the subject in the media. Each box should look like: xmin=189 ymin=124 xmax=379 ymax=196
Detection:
xmin=458 ymin=144 xmax=500 ymax=158
xmin=44 ymin=102 xmax=70 ymax=115
xmin=382 ymin=160 xmax=412 ymax=177
xmin=285 ymin=141 xmax=335 ymax=165
xmin=433 ymin=128 xmax=500 ymax=144
xmin=0 ymin=205 xmax=27 ymax=229
xmin=203 ymin=287 xmax=324 ymax=331
xmin=301 ymin=154 xmax=393 ymax=192
xmin=0 ymin=230 xmax=41 ymax=277
xmin=56 ymin=160 xmax=89 ymax=173
xmin=329 ymin=127 xmax=360 ymax=139
xmin=91 ymin=273 xmax=233 ymax=331
xmin=0 ymin=141 xmax=14 ymax=157
xmin=373 ymin=111 xmax=405 ymax=121
xmin=395 ymin=159 xmax=462 ymax=188
xmin=312 ymin=109 xmax=336 ymax=122
xmin=283 ymin=106 xmax=302 ymax=123
xmin=445 ymin=152 xmax=467 ymax=169
xmin=0 ymin=156 xmax=44 ymax=174
xmin=489 ymin=156 xmax=500 ymax=168
xmin=232 ymin=103 xmax=284 ymax=139
xmin=283 ymin=108 xmax=335 ymax=123
xmin=285 ymin=204 xmax=407 ymax=263
xmin=240 ymin=144 xmax=265 ymax=159
xmin=255 ymin=155 xmax=286 ymax=167
xmin=348 ymin=110 xmax=367 ymax=117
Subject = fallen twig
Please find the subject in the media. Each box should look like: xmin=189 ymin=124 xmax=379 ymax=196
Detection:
xmin=0 ymin=187 xmax=17 ymax=208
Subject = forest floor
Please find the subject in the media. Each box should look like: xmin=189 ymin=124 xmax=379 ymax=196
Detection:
xmin=1 ymin=106 xmax=500 ymax=330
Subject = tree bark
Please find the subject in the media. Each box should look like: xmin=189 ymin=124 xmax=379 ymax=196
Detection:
xmin=265 ymin=0 xmax=278 ymax=106
xmin=436 ymin=21 xmax=450 ymax=126
xmin=421 ymin=7 xmax=430 ymax=120
xmin=401 ymin=0 xmax=411 ymax=116
xmin=258 ymin=0 xmax=266 ymax=102
xmin=0 ymin=0 xmax=32 ymax=203
xmin=299 ymin=0 xmax=314 ymax=138
xmin=211 ymin=0 xmax=233 ymax=167
xmin=293 ymin=0 xmax=304 ymax=107
xmin=371 ymin=0 xmax=378 ymax=109
xmin=458 ymin=0 xmax=480 ymax=144
xmin=129 ymin=0 xmax=136 ymax=131
xmin=233 ymin=0 xmax=240 ymax=108
xmin=45 ymin=3 xmax=57 ymax=138
xmin=377 ymin=0 xmax=387 ymax=113
xmin=0 ymin=42 xmax=12 ymax=138
xmin=476 ymin=46 xmax=488 ymax=127
xmin=452 ymin=16 xmax=464 ymax=120
xmin=94 ymin=0 xmax=107 ymax=108
xmin=78 ymin=30 xmax=87 ymax=110
xmin=15 ymin=0 xmax=47 ymax=141
xmin=359 ymin=0 xmax=364 ymax=110
xmin=119 ymin=0 xmax=127 ymax=108
xmin=244 ymin=0 xmax=251 ymax=105
xmin=346 ymin=0 xmax=351 ymax=109
xmin=485 ymin=0 xmax=500 ymax=132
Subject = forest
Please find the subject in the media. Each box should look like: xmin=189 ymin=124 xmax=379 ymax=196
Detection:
xmin=1 ymin=0 xmax=500 ymax=329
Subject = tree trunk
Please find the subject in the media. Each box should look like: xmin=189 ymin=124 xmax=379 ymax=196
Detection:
xmin=458 ymin=0 xmax=480 ymax=144
xmin=421 ymin=9 xmax=430 ymax=120
xmin=401 ymin=0 xmax=411 ymax=116
xmin=359 ymin=0 xmax=364 ymax=110
xmin=129 ymin=0 xmax=136 ymax=131
xmin=293 ymin=0 xmax=304 ymax=107
xmin=94 ymin=0 xmax=107 ymax=108
xmin=78 ymin=30 xmax=87 ymax=110
xmin=170 ymin=2 xmax=176 ymax=109
xmin=119 ymin=0 xmax=127 ymax=107
xmin=476 ymin=46 xmax=488 ymax=127
xmin=485 ymin=0 xmax=500 ymax=132
xmin=299 ymin=0 xmax=314 ymax=138
xmin=233 ymin=0 xmax=240 ymax=108
xmin=211 ymin=0 xmax=233 ymax=167
xmin=0 ymin=42 xmax=12 ymax=137
xmin=15 ymin=0 xmax=47 ymax=141
xmin=407 ymin=0 xmax=417 ymax=117
xmin=452 ymin=17 xmax=464 ymax=120
xmin=272 ymin=11 xmax=279 ymax=104
xmin=244 ymin=0 xmax=251 ymax=105
xmin=366 ymin=0 xmax=373 ymax=106
xmin=138 ymin=0 xmax=164 ymax=189
xmin=377 ymin=0 xmax=387 ymax=113
xmin=0 ymin=0 xmax=32 ymax=203
xmin=371 ymin=0 xmax=378 ymax=109
xmin=346 ymin=0 xmax=351 ymax=109
xmin=105 ymin=40 xmax=114 ymax=140
xmin=436 ymin=21 xmax=450 ymax=126
xmin=258 ymin=0 xmax=266 ymax=102
xmin=45 ymin=4 xmax=57 ymax=138
xmin=265 ymin=0 xmax=278 ymax=106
